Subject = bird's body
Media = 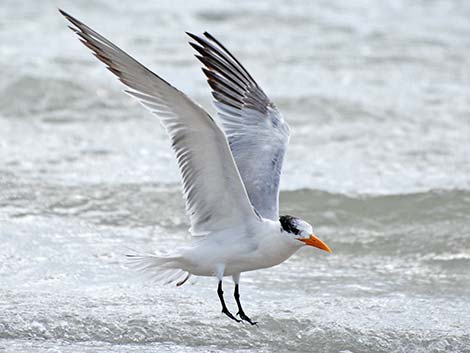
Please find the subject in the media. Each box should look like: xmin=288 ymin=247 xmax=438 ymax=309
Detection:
xmin=164 ymin=219 xmax=301 ymax=277
xmin=60 ymin=9 xmax=331 ymax=324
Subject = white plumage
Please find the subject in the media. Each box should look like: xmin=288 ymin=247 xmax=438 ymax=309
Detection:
xmin=60 ymin=9 xmax=331 ymax=324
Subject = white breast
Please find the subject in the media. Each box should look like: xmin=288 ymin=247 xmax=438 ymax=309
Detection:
xmin=181 ymin=219 xmax=302 ymax=277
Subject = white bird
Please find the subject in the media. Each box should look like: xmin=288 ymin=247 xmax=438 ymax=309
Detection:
xmin=60 ymin=9 xmax=331 ymax=325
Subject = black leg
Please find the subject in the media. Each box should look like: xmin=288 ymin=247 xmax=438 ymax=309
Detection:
xmin=234 ymin=284 xmax=257 ymax=325
xmin=217 ymin=280 xmax=240 ymax=323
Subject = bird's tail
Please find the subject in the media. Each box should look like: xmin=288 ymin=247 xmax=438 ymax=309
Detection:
xmin=126 ymin=252 xmax=191 ymax=287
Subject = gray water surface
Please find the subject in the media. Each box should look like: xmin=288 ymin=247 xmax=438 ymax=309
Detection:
xmin=1 ymin=0 xmax=470 ymax=352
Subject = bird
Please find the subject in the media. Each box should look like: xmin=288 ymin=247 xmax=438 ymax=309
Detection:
xmin=59 ymin=9 xmax=331 ymax=325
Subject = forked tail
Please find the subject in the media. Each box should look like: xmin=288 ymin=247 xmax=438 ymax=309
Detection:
xmin=126 ymin=253 xmax=191 ymax=286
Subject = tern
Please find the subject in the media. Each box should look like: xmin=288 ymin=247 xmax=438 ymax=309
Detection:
xmin=60 ymin=9 xmax=332 ymax=325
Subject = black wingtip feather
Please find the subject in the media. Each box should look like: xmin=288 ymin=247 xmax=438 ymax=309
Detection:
xmin=186 ymin=32 xmax=200 ymax=41
xmin=59 ymin=8 xmax=83 ymax=28
xmin=67 ymin=25 xmax=79 ymax=34
xmin=188 ymin=42 xmax=205 ymax=55
xmin=202 ymin=32 xmax=257 ymax=86
xmin=58 ymin=8 xmax=68 ymax=17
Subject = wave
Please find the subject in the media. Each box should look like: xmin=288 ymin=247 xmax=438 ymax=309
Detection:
xmin=1 ymin=180 xmax=468 ymax=228
xmin=0 ymin=290 xmax=468 ymax=351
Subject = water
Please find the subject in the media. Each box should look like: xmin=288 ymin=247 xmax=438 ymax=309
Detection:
xmin=1 ymin=0 xmax=470 ymax=352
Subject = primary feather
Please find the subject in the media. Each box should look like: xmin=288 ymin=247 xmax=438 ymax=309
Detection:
xmin=187 ymin=32 xmax=290 ymax=221
xmin=59 ymin=10 xmax=261 ymax=235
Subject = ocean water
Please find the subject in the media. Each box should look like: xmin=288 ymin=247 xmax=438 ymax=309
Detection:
xmin=1 ymin=0 xmax=470 ymax=352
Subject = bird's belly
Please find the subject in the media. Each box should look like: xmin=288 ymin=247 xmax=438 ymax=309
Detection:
xmin=183 ymin=236 xmax=299 ymax=277
xmin=223 ymin=246 xmax=297 ymax=276
xmin=187 ymin=255 xmax=289 ymax=277
xmin=181 ymin=222 xmax=300 ymax=277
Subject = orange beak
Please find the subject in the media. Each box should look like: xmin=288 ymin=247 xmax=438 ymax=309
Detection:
xmin=299 ymin=234 xmax=332 ymax=253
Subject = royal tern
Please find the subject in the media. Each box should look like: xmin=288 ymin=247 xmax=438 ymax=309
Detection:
xmin=60 ymin=9 xmax=332 ymax=325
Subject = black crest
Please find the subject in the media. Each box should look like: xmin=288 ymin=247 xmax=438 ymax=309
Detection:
xmin=279 ymin=215 xmax=300 ymax=235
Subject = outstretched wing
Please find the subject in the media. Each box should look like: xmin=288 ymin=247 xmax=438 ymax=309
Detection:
xmin=60 ymin=10 xmax=260 ymax=235
xmin=187 ymin=32 xmax=290 ymax=221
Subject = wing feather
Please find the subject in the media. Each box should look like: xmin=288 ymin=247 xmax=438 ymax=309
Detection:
xmin=188 ymin=32 xmax=290 ymax=220
xmin=60 ymin=10 xmax=260 ymax=235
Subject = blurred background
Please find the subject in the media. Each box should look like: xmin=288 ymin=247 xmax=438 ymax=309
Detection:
xmin=1 ymin=0 xmax=469 ymax=352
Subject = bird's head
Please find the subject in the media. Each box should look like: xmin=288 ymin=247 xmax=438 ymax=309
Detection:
xmin=279 ymin=215 xmax=331 ymax=253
